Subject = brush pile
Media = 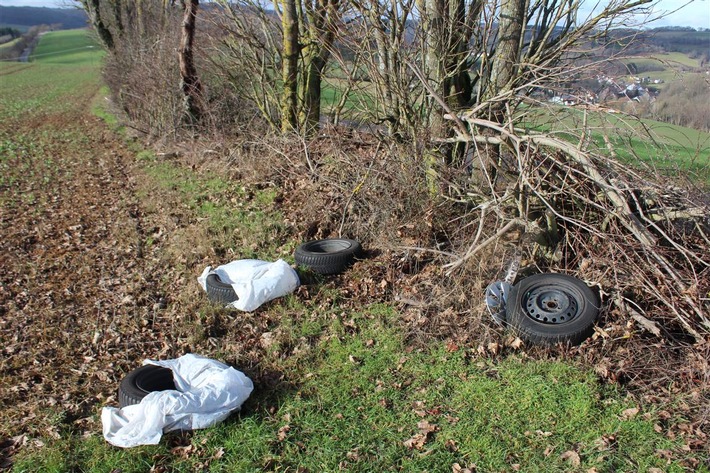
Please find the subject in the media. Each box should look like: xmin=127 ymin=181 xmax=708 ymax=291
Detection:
xmin=443 ymin=114 xmax=710 ymax=345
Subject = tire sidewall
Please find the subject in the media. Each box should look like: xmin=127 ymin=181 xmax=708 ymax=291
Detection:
xmin=294 ymin=238 xmax=361 ymax=274
xmin=296 ymin=238 xmax=361 ymax=258
xmin=119 ymin=365 xmax=176 ymax=407
xmin=507 ymin=274 xmax=600 ymax=344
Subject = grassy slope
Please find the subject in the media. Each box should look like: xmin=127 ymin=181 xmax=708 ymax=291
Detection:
xmin=0 ymin=33 xmax=101 ymax=122
xmin=522 ymin=106 xmax=710 ymax=183
xmin=625 ymin=52 xmax=701 ymax=69
xmin=3 ymin=30 xmax=707 ymax=473
xmin=30 ymin=28 xmax=102 ymax=65
xmin=0 ymin=36 xmax=21 ymax=52
xmin=620 ymin=52 xmax=705 ymax=90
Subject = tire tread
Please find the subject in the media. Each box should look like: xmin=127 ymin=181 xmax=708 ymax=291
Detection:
xmin=295 ymin=239 xmax=361 ymax=274
xmin=205 ymin=273 xmax=238 ymax=305
xmin=507 ymin=274 xmax=600 ymax=346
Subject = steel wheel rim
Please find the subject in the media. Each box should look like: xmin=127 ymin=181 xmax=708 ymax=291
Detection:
xmin=523 ymin=285 xmax=580 ymax=325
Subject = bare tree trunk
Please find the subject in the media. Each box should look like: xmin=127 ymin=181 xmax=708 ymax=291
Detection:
xmin=447 ymin=0 xmax=474 ymax=107
xmin=111 ymin=0 xmax=124 ymax=37
xmin=83 ymin=0 xmax=115 ymax=51
xmin=281 ymin=0 xmax=299 ymax=132
xmin=419 ymin=0 xmax=447 ymax=135
xmin=484 ymin=0 xmax=525 ymax=122
xmin=301 ymin=0 xmax=338 ymax=134
xmin=303 ymin=53 xmax=328 ymax=132
xmin=178 ymin=0 xmax=202 ymax=123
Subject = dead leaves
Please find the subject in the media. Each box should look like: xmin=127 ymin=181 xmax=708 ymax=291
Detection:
xmin=451 ymin=463 xmax=476 ymax=473
xmin=167 ymin=440 xmax=226 ymax=469
xmin=403 ymin=420 xmax=439 ymax=450
xmin=277 ymin=425 xmax=291 ymax=442
xmin=620 ymin=406 xmax=640 ymax=420
xmin=559 ymin=449 xmax=581 ymax=467
xmin=0 ymin=435 xmax=27 ymax=470
xmin=402 ymin=432 xmax=428 ymax=450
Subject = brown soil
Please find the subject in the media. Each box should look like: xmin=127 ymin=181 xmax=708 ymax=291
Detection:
xmin=1 ymin=73 xmax=708 ymax=468
xmin=0 ymin=92 xmax=173 ymax=441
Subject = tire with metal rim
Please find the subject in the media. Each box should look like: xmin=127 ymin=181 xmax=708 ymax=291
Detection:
xmin=118 ymin=365 xmax=177 ymax=408
xmin=205 ymin=273 xmax=238 ymax=305
xmin=507 ymin=273 xmax=600 ymax=346
xmin=295 ymin=238 xmax=362 ymax=275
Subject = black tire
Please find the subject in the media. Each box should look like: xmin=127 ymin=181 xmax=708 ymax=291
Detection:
xmin=205 ymin=273 xmax=238 ymax=305
xmin=294 ymin=238 xmax=362 ymax=275
xmin=118 ymin=365 xmax=177 ymax=408
xmin=507 ymin=273 xmax=600 ymax=346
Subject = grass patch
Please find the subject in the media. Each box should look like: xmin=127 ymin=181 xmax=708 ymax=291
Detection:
xmin=321 ymin=77 xmax=377 ymax=118
xmin=623 ymin=52 xmax=701 ymax=71
xmin=139 ymin=159 xmax=291 ymax=261
xmin=31 ymin=28 xmax=103 ymax=65
xmin=91 ymin=86 xmax=120 ymax=129
xmin=12 ymin=304 xmax=703 ymax=472
xmin=521 ymin=106 xmax=710 ymax=184
xmin=0 ymin=36 xmax=21 ymax=52
xmin=0 ymin=30 xmax=102 ymax=123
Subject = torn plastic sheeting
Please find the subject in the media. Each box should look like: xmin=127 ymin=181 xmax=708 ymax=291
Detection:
xmin=198 ymin=259 xmax=300 ymax=311
xmin=101 ymin=354 xmax=253 ymax=448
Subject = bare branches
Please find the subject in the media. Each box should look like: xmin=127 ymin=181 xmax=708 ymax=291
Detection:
xmin=441 ymin=112 xmax=709 ymax=342
xmin=444 ymin=217 xmax=526 ymax=274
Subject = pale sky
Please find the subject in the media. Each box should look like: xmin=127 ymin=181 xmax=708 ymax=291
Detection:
xmin=1 ymin=0 xmax=709 ymax=29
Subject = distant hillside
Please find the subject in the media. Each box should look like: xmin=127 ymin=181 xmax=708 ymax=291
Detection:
xmin=0 ymin=6 xmax=88 ymax=30
xmin=605 ymin=27 xmax=710 ymax=58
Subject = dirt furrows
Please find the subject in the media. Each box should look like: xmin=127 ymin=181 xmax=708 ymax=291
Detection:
xmin=0 ymin=113 xmax=165 ymax=439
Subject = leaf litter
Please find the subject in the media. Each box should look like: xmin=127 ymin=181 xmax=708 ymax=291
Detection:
xmin=1 ymin=66 xmax=708 ymax=471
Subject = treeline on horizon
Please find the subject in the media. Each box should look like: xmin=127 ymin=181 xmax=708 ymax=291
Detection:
xmin=2 ymin=5 xmax=709 ymax=36
xmin=0 ymin=6 xmax=88 ymax=30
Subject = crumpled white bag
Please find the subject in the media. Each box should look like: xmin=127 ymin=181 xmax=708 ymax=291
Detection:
xmin=198 ymin=259 xmax=300 ymax=312
xmin=101 ymin=354 xmax=254 ymax=448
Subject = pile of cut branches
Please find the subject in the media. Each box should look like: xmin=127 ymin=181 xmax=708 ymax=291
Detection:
xmin=443 ymin=113 xmax=710 ymax=344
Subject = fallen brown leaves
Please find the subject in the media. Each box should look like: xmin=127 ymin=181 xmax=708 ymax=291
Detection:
xmin=2 ymin=73 xmax=708 ymax=473
xmin=559 ymin=449 xmax=581 ymax=467
xmin=403 ymin=419 xmax=439 ymax=450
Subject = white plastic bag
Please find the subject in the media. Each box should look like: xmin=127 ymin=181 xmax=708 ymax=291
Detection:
xmin=198 ymin=259 xmax=300 ymax=311
xmin=101 ymin=354 xmax=253 ymax=448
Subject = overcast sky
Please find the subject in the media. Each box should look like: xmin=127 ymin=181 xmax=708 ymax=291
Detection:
xmin=1 ymin=0 xmax=709 ymax=29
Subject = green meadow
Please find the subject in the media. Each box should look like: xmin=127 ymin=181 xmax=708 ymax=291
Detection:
xmin=30 ymin=28 xmax=103 ymax=65
xmin=3 ymin=28 xmax=707 ymax=473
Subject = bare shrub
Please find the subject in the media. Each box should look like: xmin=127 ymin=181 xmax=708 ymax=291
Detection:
xmin=0 ymin=26 xmax=45 ymax=61
xmin=99 ymin=4 xmax=255 ymax=139
xmin=654 ymin=74 xmax=710 ymax=132
xmin=105 ymin=34 xmax=185 ymax=137
xmin=100 ymin=6 xmax=186 ymax=138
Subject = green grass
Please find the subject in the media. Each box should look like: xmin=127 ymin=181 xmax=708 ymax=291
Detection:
xmin=0 ymin=29 xmax=102 ymax=122
xmin=0 ymin=63 xmax=102 ymax=120
xmin=30 ymin=28 xmax=103 ymax=65
xmin=0 ymin=36 xmax=21 ymax=52
xmin=4 ymin=27 xmax=707 ymax=473
xmin=622 ymin=52 xmax=701 ymax=71
xmin=136 ymin=156 xmax=292 ymax=261
xmin=521 ymin=106 xmax=710 ymax=183
xmin=620 ymin=51 xmax=703 ymax=89
xmin=12 ymin=305 xmax=705 ymax=472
